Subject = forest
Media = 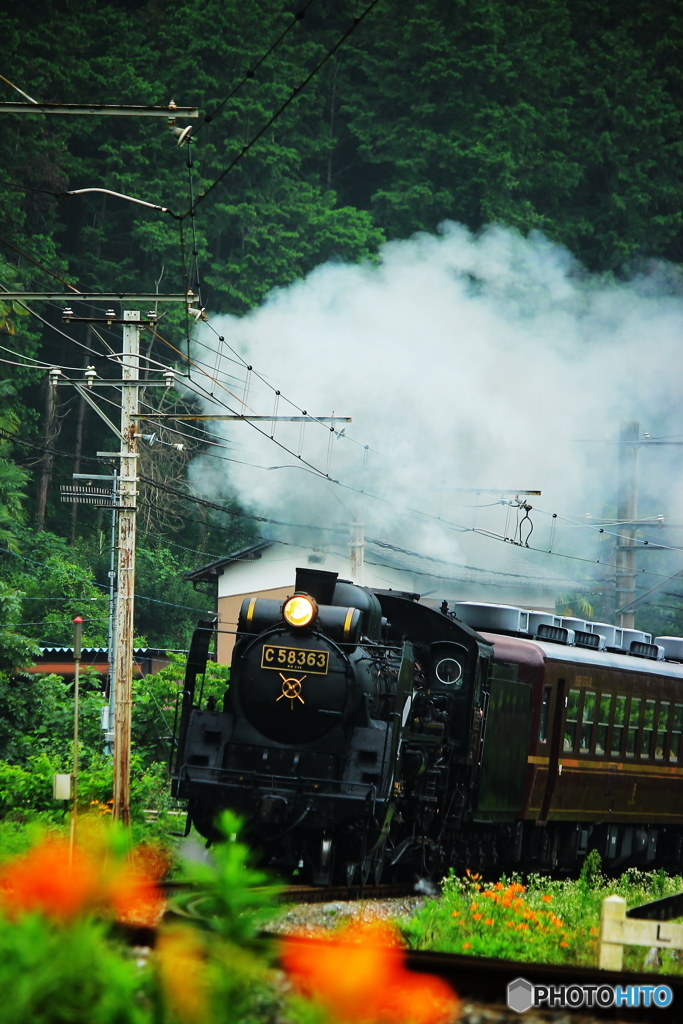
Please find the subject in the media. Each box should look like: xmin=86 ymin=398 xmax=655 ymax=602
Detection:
xmin=0 ymin=0 xmax=682 ymax=813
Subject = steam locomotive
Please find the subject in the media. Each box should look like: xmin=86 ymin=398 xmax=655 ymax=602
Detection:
xmin=172 ymin=567 xmax=683 ymax=881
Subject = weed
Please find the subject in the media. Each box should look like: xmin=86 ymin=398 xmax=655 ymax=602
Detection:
xmin=403 ymin=858 xmax=683 ymax=974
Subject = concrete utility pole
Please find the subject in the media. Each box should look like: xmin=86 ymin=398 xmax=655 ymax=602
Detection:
xmin=350 ymin=522 xmax=365 ymax=584
xmin=112 ymin=311 xmax=140 ymax=823
xmin=615 ymin=421 xmax=639 ymax=630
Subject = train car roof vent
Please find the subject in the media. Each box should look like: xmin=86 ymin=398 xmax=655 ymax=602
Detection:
xmin=560 ymin=616 xmax=589 ymax=634
xmin=654 ymin=637 xmax=683 ymax=663
xmin=587 ymin=622 xmax=620 ymax=648
xmin=630 ymin=640 xmax=665 ymax=661
xmin=575 ymin=630 xmax=606 ymax=651
xmin=451 ymin=602 xmax=529 ymax=634
xmin=620 ymin=628 xmax=652 ymax=651
xmin=535 ymin=624 xmax=574 ymax=645
xmin=527 ymin=611 xmax=561 ymax=634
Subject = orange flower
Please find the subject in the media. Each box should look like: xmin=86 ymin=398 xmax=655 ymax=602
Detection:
xmin=107 ymin=864 xmax=165 ymax=927
xmin=156 ymin=926 xmax=207 ymax=1024
xmin=451 ymin=910 xmax=460 ymax=917
xmin=106 ymin=841 xmax=168 ymax=927
xmin=0 ymin=838 xmax=99 ymax=921
xmin=281 ymin=922 xmax=459 ymax=1024
xmin=560 ymin=940 xmax=569 ymax=948
xmin=484 ymin=918 xmax=494 ymax=926
xmin=462 ymin=942 xmax=471 ymax=950
xmin=472 ymin=913 xmax=482 ymax=921
xmin=542 ymin=895 xmax=552 ymax=903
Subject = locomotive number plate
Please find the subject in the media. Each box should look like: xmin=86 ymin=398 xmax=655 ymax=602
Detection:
xmin=261 ymin=645 xmax=329 ymax=675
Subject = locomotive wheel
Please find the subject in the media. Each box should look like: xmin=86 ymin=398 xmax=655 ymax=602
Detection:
xmin=360 ymin=843 xmax=386 ymax=886
xmin=344 ymin=860 xmax=358 ymax=886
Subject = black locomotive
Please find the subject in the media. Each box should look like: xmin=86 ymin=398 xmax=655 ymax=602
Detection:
xmin=172 ymin=568 xmax=683 ymax=881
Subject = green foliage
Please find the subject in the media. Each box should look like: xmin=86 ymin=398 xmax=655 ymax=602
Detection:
xmin=0 ymin=0 xmax=682 ymax=654
xmin=132 ymin=651 xmax=229 ymax=765
xmin=0 ymin=816 xmax=287 ymax=1024
xmin=174 ymin=810 xmax=281 ymax=943
xmin=0 ymin=916 xmax=149 ymax=1024
xmin=405 ymin=861 xmax=683 ymax=973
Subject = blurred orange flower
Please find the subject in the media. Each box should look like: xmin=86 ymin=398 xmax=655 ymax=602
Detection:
xmin=281 ymin=921 xmax=459 ymax=1024
xmin=0 ymin=839 xmax=99 ymax=921
xmin=107 ymin=842 xmax=168 ymax=927
xmin=156 ymin=926 xmax=208 ymax=1024
xmin=107 ymin=865 xmax=165 ymax=927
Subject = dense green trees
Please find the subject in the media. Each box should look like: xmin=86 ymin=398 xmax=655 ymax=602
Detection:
xmin=1 ymin=0 xmax=683 ymax=656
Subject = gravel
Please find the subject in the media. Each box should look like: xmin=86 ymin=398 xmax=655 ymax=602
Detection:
xmin=265 ymin=895 xmax=427 ymax=935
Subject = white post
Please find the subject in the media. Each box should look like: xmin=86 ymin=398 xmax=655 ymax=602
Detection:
xmin=350 ymin=521 xmax=364 ymax=584
xmin=112 ymin=311 xmax=139 ymax=823
xmin=599 ymin=895 xmax=626 ymax=970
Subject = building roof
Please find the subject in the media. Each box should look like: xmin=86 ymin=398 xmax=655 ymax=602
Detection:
xmin=186 ymin=538 xmax=588 ymax=594
xmin=37 ymin=647 xmax=187 ymax=656
xmin=184 ymin=541 xmax=272 ymax=583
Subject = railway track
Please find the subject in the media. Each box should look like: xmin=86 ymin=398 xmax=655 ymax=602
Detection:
xmin=161 ymin=880 xmax=418 ymax=904
xmin=278 ymin=933 xmax=683 ymax=1022
xmin=275 ymin=882 xmax=418 ymax=903
xmin=149 ymin=885 xmax=683 ymax=1020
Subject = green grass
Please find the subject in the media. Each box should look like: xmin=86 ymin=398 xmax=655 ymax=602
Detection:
xmin=402 ymin=853 xmax=683 ymax=975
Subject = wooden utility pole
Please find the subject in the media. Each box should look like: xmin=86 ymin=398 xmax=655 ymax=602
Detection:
xmin=615 ymin=421 xmax=639 ymax=630
xmin=112 ymin=311 xmax=140 ymax=823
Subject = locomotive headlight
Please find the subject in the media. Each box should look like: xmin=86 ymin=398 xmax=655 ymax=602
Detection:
xmin=283 ymin=594 xmax=317 ymax=628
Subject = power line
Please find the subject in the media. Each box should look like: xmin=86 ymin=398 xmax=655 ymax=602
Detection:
xmin=189 ymin=0 xmax=318 ymax=141
xmin=180 ymin=0 xmax=381 ymax=219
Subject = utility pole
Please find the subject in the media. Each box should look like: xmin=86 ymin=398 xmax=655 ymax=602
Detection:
xmin=350 ymin=522 xmax=365 ymax=583
xmin=52 ymin=297 xmax=187 ymax=822
xmin=112 ymin=311 xmax=140 ymax=824
xmin=615 ymin=421 xmax=639 ymax=630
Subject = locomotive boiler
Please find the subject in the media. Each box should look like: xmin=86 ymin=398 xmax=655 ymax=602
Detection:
xmin=172 ymin=569 xmax=683 ymax=882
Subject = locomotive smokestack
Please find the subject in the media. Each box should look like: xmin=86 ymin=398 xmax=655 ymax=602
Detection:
xmin=294 ymin=567 xmax=338 ymax=605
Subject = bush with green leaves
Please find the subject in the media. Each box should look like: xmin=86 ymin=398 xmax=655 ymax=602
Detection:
xmin=405 ymin=851 xmax=683 ymax=974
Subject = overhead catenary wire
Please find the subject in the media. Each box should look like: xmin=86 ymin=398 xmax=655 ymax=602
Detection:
xmin=179 ymin=0 xmax=382 ymax=220
xmin=188 ymin=0 xmax=318 ymax=141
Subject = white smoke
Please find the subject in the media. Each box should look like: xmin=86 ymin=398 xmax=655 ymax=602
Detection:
xmin=187 ymin=222 xmax=683 ymax=574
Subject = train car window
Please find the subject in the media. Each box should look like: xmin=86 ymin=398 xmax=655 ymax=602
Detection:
xmin=669 ymin=704 xmax=683 ymax=762
xmin=655 ymin=701 xmax=670 ymax=761
xmin=625 ymin=698 xmax=642 ymax=758
xmin=539 ymin=686 xmax=551 ymax=742
xmin=580 ymin=691 xmax=596 ymax=753
xmin=641 ymin=700 xmax=656 ymax=759
xmin=596 ymin=693 xmax=612 ymax=755
xmin=564 ymin=689 xmax=580 ymax=752
xmin=611 ymin=695 xmax=627 ymax=756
